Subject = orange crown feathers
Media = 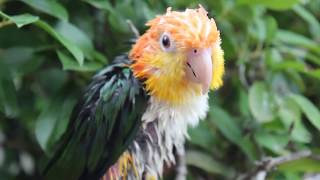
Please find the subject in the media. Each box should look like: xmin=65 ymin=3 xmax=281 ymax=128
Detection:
xmin=130 ymin=5 xmax=220 ymax=61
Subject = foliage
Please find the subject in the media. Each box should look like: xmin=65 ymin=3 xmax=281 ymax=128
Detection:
xmin=0 ymin=0 xmax=320 ymax=179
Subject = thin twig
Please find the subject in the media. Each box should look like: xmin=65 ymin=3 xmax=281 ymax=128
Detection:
xmin=126 ymin=19 xmax=140 ymax=38
xmin=237 ymin=150 xmax=313 ymax=180
xmin=239 ymin=64 xmax=249 ymax=89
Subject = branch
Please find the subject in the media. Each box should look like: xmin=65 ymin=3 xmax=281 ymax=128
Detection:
xmin=0 ymin=20 xmax=13 ymax=28
xmin=126 ymin=19 xmax=140 ymax=38
xmin=237 ymin=150 xmax=314 ymax=180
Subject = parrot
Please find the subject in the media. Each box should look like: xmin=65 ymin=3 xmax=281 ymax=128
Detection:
xmin=43 ymin=5 xmax=224 ymax=180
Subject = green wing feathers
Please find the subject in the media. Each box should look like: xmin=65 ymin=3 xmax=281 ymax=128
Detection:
xmin=44 ymin=55 xmax=148 ymax=180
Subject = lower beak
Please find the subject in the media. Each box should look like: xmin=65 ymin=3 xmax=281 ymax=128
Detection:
xmin=185 ymin=48 xmax=212 ymax=94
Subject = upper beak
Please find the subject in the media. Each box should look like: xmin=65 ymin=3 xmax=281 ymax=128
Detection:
xmin=185 ymin=48 xmax=212 ymax=94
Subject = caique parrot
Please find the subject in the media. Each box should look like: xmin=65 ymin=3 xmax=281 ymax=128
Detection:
xmin=44 ymin=5 xmax=224 ymax=180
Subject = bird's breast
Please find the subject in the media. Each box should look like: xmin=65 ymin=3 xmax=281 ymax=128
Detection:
xmin=132 ymin=95 xmax=209 ymax=178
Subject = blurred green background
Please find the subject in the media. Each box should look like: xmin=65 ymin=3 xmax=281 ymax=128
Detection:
xmin=1 ymin=0 xmax=320 ymax=179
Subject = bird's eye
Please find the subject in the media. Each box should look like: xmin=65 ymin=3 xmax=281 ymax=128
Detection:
xmin=162 ymin=35 xmax=170 ymax=48
xmin=160 ymin=33 xmax=174 ymax=51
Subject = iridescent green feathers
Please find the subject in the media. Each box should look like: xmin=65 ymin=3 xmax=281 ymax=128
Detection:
xmin=44 ymin=55 xmax=148 ymax=180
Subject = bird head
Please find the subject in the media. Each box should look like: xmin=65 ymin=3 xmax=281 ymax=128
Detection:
xmin=130 ymin=5 xmax=224 ymax=105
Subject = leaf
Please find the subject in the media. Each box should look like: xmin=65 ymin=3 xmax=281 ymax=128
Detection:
xmin=293 ymin=5 xmax=320 ymax=41
xmin=255 ymin=131 xmax=289 ymax=154
xmin=249 ymin=82 xmax=276 ymax=123
xmin=278 ymin=157 xmax=320 ymax=172
xmin=55 ymin=21 xmax=94 ymax=61
xmin=20 ymin=0 xmax=68 ymax=21
xmin=35 ymin=21 xmax=84 ymax=65
xmin=92 ymin=50 xmax=108 ymax=64
xmin=84 ymin=0 xmax=128 ymax=33
xmin=0 ymin=12 xmax=84 ymax=65
xmin=108 ymin=11 xmax=130 ymax=33
xmin=188 ymin=121 xmax=216 ymax=151
xmin=291 ymin=120 xmax=311 ymax=143
xmin=272 ymin=61 xmax=306 ymax=72
xmin=57 ymin=51 xmax=102 ymax=72
xmin=0 ymin=12 xmax=39 ymax=28
xmin=35 ymin=95 xmax=76 ymax=152
xmin=239 ymin=88 xmax=250 ymax=117
xmin=249 ymin=17 xmax=266 ymax=42
xmin=304 ymin=69 xmax=320 ymax=81
xmin=238 ymin=0 xmax=299 ymax=10
xmin=290 ymin=94 xmax=320 ymax=131
xmin=265 ymin=16 xmax=278 ymax=43
xmin=83 ymin=0 xmax=113 ymax=11
xmin=37 ymin=68 xmax=67 ymax=95
xmin=1 ymin=47 xmax=44 ymax=77
xmin=209 ymin=107 xmax=241 ymax=142
xmin=209 ymin=106 xmax=257 ymax=160
xmin=0 ymin=61 xmax=19 ymax=118
xmin=278 ymin=97 xmax=311 ymax=143
xmin=186 ymin=150 xmax=234 ymax=177
xmin=276 ymin=30 xmax=320 ymax=55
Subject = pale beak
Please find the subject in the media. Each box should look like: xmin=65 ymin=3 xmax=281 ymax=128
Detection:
xmin=185 ymin=48 xmax=213 ymax=94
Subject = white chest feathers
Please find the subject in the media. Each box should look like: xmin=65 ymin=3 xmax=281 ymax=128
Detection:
xmin=130 ymin=94 xmax=209 ymax=178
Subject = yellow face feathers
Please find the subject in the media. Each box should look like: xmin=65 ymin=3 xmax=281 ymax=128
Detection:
xmin=130 ymin=5 xmax=224 ymax=105
xmin=211 ymin=44 xmax=225 ymax=89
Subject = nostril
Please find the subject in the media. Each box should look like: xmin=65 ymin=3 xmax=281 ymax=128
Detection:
xmin=193 ymin=49 xmax=198 ymax=54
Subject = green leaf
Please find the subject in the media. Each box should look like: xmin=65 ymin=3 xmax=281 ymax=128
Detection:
xmin=92 ymin=50 xmax=108 ymax=63
xmin=238 ymin=0 xmax=299 ymax=10
xmin=278 ymin=97 xmax=311 ymax=143
xmin=35 ymin=95 xmax=76 ymax=152
xmin=272 ymin=61 xmax=306 ymax=72
xmin=57 ymin=51 xmax=102 ymax=72
xmin=255 ymin=131 xmax=289 ymax=154
xmin=1 ymin=47 xmax=43 ymax=76
xmin=278 ymin=157 xmax=320 ymax=172
xmin=292 ymin=120 xmax=311 ymax=143
xmin=209 ymin=106 xmax=257 ymax=160
xmin=0 ymin=61 xmax=19 ymax=118
xmin=209 ymin=107 xmax=241 ymax=142
xmin=108 ymin=11 xmax=130 ymax=33
xmin=265 ymin=16 xmax=278 ymax=43
xmin=83 ymin=0 xmax=113 ymax=11
xmin=37 ymin=68 xmax=67 ymax=95
xmin=276 ymin=30 xmax=320 ymax=55
xmin=20 ymin=0 xmax=68 ymax=21
xmin=293 ymin=5 xmax=320 ymax=41
xmin=239 ymin=89 xmax=250 ymax=117
xmin=84 ymin=0 xmax=128 ymax=33
xmin=249 ymin=82 xmax=276 ymax=123
xmin=186 ymin=150 xmax=234 ymax=177
xmin=55 ymin=21 xmax=94 ymax=61
xmin=290 ymin=94 xmax=320 ymax=131
xmin=35 ymin=21 xmax=84 ymax=65
xmin=303 ymin=69 xmax=320 ymax=81
xmin=188 ymin=121 xmax=216 ymax=151
xmin=0 ymin=12 xmax=84 ymax=65
xmin=249 ymin=16 xmax=266 ymax=42
xmin=0 ymin=12 xmax=39 ymax=28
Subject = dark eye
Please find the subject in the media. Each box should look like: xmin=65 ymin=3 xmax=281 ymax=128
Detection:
xmin=160 ymin=33 xmax=175 ymax=52
xmin=161 ymin=34 xmax=171 ymax=48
